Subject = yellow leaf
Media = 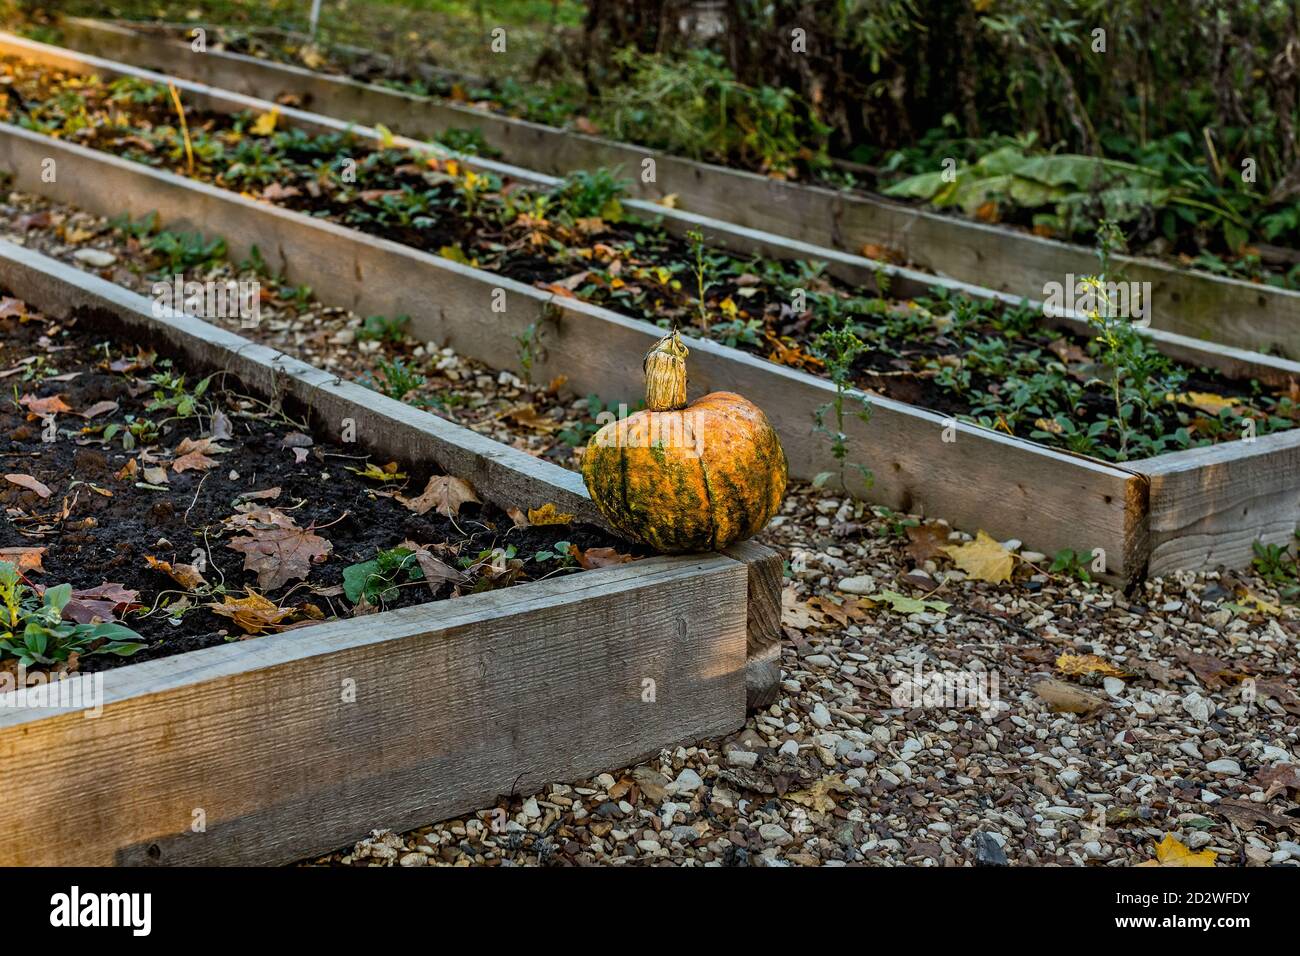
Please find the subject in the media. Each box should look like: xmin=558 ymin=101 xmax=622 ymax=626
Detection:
xmin=941 ymin=531 xmax=1014 ymax=583
xmin=1170 ymin=391 xmax=1236 ymax=415
xmin=783 ymin=775 xmax=854 ymax=813
xmin=375 ymin=123 xmax=397 ymax=149
xmin=657 ymin=193 xmax=679 ymax=208
xmin=1055 ymin=653 xmax=1128 ymax=678
xmin=719 ymin=296 xmax=739 ymax=317
xmin=345 ymin=461 xmax=408 ymax=482
xmin=207 ymin=592 xmax=292 ymax=635
xmin=1236 ymin=587 xmax=1281 ymax=616
xmin=250 ymin=108 xmax=279 ymax=136
xmin=1136 ymin=833 xmax=1217 ymax=867
xmin=527 ymin=503 xmax=574 ymax=526
xmin=439 ymin=245 xmax=470 ymax=264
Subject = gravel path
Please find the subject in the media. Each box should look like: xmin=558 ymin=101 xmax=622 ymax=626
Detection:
xmin=4 ymin=191 xmax=1298 ymax=867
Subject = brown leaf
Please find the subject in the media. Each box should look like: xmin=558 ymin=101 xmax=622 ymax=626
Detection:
xmin=0 ymin=546 xmax=45 ymax=572
xmin=1214 ymin=799 xmax=1298 ymax=833
xmin=5 ymin=473 xmax=51 ymax=498
xmin=1032 ymin=678 xmax=1109 ymax=714
xmin=59 ymin=583 xmax=141 ymax=624
xmin=18 ymin=393 xmax=71 ymax=417
xmin=209 ymin=408 xmax=234 ymax=440
xmin=572 ymin=545 xmax=634 ymax=569
xmin=1255 ymin=764 xmax=1300 ymax=801
xmin=225 ymin=508 xmax=332 ymax=590
xmin=261 ymin=181 xmax=301 ymax=201
xmin=145 ymin=555 xmax=209 ymax=590
xmin=172 ymin=450 xmax=218 ymax=473
xmin=78 ymin=400 xmax=119 ymax=420
xmin=904 ymin=522 xmax=949 ymax=564
xmin=1173 ymin=647 xmax=1247 ymax=691
xmin=398 ymin=475 xmax=480 ymax=517
xmin=413 ymin=549 xmax=466 ymax=593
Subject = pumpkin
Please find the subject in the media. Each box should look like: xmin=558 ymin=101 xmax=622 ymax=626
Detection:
xmin=581 ymin=331 xmax=787 ymax=552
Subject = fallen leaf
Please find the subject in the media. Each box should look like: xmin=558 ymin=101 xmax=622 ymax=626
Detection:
xmin=208 ymin=408 xmax=234 ymax=440
xmin=225 ymin=508 xmax=333 ymax=590
xmin=207 ymin=592 xmax=293 ymax=634
xmin=78 ymin=400 xmax=119 ymax=420
xmin=172 ymin=449 xmax=218 ymax=473
xmin=527 ymin=503 xmax=574 ymax=526
xmin=507 ymin=506 xmax=530 ymax=527
xmin=904 ymin=522 xmax=949 ymax=564
xmin=346 ymin=461 xmax=408 ymax=482
xmin=0 ymin=546 xmax=45 ymax=572
xmin=250 ymin=108 xmax=280 ymax=136
xmin=1055 ymin=653 xmax=1128 ymax=678
xmin=783 ymin=775 xmax=855 ymax=813
xmin=1173 ymin=648 xmax=1247 ymax=691
xmin=1214 ymin=798 xmax=1297 ymax=833
xmin=868 ymin=589 xmax=950 ymax=614
xmin=141 ymin=465 xmax=170 ymax=485
xmin=18 ymin=393 xmax=71 ymax=417
xmin=1136 ymin=833 xmax=1216 ymax=867
xmin=114 ymin=458 xmax=138 ymax=481
xmin=5 ymin=473 xmax=51 ymax=498
xmin=571 ymin=545 xmax=634 ymax=569
xmin=413 ymin=549 xmax=465 ymax=593
xmin=1172 ymin=391 xmax=1236 ymax=415
xmin=398 ymin=474 xmax=480 ymax=517
xmin=781 ymin=587 xmax=824 ymax=630
xmin=942 ymin=531 xmax=1014 ymax=583
xmin=1032 ymin=678 xmax=1109 ymax=714
xmin=261 ymin=181 xmax=301 ymax=201
xmin=60 ymin=583 xmax=141 ymax=624
xmin=145 ymin=555 xmax=209 ymax=590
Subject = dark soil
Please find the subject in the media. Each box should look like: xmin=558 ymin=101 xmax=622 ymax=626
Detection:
xmin=0 ymin=300 xmax=632 ymax=673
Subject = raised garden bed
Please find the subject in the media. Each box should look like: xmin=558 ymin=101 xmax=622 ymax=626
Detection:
xmin=51 ymin=16 xmax=1300 ymax=360
xmin=0 ymin=241 xmax=763 ymax=865
xmin=0 ymin=41 xmax=1297 ymax=584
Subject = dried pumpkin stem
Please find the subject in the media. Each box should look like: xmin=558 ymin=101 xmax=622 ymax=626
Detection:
xmin=644 ymin=331 xmax=689 ymax=412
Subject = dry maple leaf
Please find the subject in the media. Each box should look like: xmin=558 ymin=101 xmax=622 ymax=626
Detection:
xmin=208 ymin=592 xmax=293 ymax=634
xmin=1136 ymin=833 xmax=1216 ymax=867
xmin=904 ymin=522 xmax=949 ymax=564
xmin=5 ymin=473 xmax=51 ymax=499
xmin=528 ymin=503 xmax=574 ymax=526
xmin=224 ymin=507 xmax=332 ymax=590
xmin=942 ymin=531 xmax=1014 ymax=583
xmin=398 ymin=474 xmax=480 ymax=517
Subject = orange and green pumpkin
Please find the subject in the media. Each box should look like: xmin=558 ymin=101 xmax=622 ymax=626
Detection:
xmin=581 ymin=331 xmax=787 ymax=552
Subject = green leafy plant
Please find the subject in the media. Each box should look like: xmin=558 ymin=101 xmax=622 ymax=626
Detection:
xmin=1049 ymin=548 xmax=1094 ymax=583
xmin=0 ymin=562 xmax=145 ymax=667
xmin=360 ymin=358 xmax=426 ymax=401
xmin=342 ymin=547 xmax=422 ymax=605
xmin=1251 ymin=532 xmax=1300 ymax=603
xmin=356 ymin=314 xmax=411 ymax=344
xmin=548 ymin=167 xmax=628 ymax=222
xmin=811 ymin=320 xmax=873 ymax=491
xmin=147 ymin=229 xmax=228 ymax=273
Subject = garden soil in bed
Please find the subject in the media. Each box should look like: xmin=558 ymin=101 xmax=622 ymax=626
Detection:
xmin=0 ymin=296 xmax=636 ymax=673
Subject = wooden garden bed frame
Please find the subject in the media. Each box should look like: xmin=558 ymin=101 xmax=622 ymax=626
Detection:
xmin=56 ymin=16 xmax=1300 ymax=360
xmin=0 ymin=241 xmax=782 ymax=865
xmin=0 ymin=35 xmax=1297 ymax=584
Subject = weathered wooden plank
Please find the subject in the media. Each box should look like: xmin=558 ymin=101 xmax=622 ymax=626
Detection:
xmin=723 ymin=540 xmax=784 ymax=709
xmin=0 ymin=122 xmax=1144 ymax=579
xmin=50 ymin=18 xmax=1300 ymax=359
xmin=0 ymin=554 xmax=747 ymax=865
xmin=1129 ymin=430 xmax=1300 ymax=577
